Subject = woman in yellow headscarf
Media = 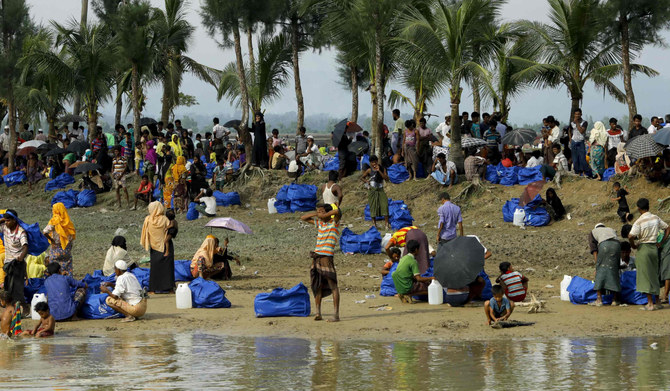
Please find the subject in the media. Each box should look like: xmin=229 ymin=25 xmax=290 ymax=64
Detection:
xmin=141 ymin=201 xmax=174 ymax=293
xmin=169 ymin=134 xmax=183 ymax=157
xmin=191 ymin=235 xmax=224 ymax=279
xmin=43 ymin=203 xmax=76 ymax=275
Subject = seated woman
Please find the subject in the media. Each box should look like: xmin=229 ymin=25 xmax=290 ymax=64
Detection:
xmin=191 ymin=236 xmax=240 ymax=280
xmin=545 ymin=188 xmax=566 ymax=220
xmin=103 ymin=236 xmax=135 ymax=276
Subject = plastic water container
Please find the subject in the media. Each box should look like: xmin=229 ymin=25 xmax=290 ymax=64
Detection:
xmin=176 ymin=283 xmax=192 ymax=309
xmin=560 ymin=275 xmax=572 ymax=301
xmin=267 ymin=198 xmax=277 ymax=214
xmin=31 ymin=293 xmax=47 ymax=320
xmin=513 ymin=208 xmax=526 ymax=227
xmin=428 ymin=280 xmax=443 ymax=305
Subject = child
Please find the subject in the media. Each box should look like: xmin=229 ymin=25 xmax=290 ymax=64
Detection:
xmin=213 ymin=160 xmax=226 ymax=190
xmin=484 ymin=285 xmax=514 ymax=325
xmin=360 ymin=155 xmax=390 ymax=229
xmin=496 ymin=262 xmax=529 ymax=302
xmin=611 ymin=182 xmax=632 ymax=223
xmin=381 ymin=247 xmax=401 ymax=276
xmin=0 ymin=290 xmax=14 ymax=337
xmin=26 ymin=302 xmax=55 ymax=338
xmin=132 ymin=175 xmax=153 ymax=210
xmin=25 ymin=152 xmax=42 ymax=192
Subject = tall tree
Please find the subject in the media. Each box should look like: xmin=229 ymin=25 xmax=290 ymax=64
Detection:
xmin=396 ymin=0 xmax=503 ymax=169
xmin=71 ymin=0 xmax=89 ymax=118
xmin=604 ymin=0 xmax=669 ymax=128
xmin=515 ymin=0 xmax=656 ymax=124
xmin=0 ymin=0 xmax=32 ymax=172
xmin=335 ymin=52 xmax=367 ymax=123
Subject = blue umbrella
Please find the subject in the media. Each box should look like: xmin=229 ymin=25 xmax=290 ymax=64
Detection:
xmin=653 ymin=128 xmax=670 ymax=146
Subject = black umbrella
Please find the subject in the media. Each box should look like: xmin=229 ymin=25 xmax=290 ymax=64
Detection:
xmin=223 ymin=119 xmax=241 ymax=129
xmin=348 ymin=141 xmax=368 ymax=156
xmin=45 ymin=147 xmax=68 ymax=157
xmin=59 ymin=114 xmax=86 ymax=123
xmin=73 ymin=162 xmax=101 ymax=174
xmin=502 ymin=128 xmax=537 ymax=146
xmin=37 ymin=143 xmax=57 ymax=154
xmin=332 ymin=119 xmax=362 ymax=146
xmin=433 ymin=236 xmax=485 ymax=288
xmin=67 ymin=140 xmax=89 ymax=155
xmin=140 ymin=117 xmax=157 ymax=126
xmin=624 ymin=134 xmax=665 ymax=160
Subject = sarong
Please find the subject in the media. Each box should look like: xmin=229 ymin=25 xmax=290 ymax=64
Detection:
xmin=310 ymin=255 xmax=337 ymax=297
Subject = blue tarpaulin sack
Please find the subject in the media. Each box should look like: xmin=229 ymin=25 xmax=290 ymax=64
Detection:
xmin=213 ymin=191 xmax=241 ymax=206
xmin=186 ymin=202 xmax=200 ymax=220
xmin=357 ymin=154 xmax=370 ymax=171
xmin=499 ymin=166 xmax=520 ymax=186
xmin=45 ymin=173 xmax=75 ymax=191
xmin=340 ymin=226 xmax=382 ymax=254
xmin=620 ymin=271 xmax=649 ymax=305
xmin=380 ymin=263 xmax=399 ymax=296
xmin=77 ymin=189 xmax=96 ymax=207
xmin=80 ymin=293 xmax=122 ymax=319
xmin=153 ymin=186 xmax=162 ymax=201
xmin=138 ymin=161 xmax=144 ymax=176
xmin=254 ymin=282 xmax=311 ymax=317
xmin=566 ymin=276 xmax=612 ymax=305
xmin=82 ymin=270 xmax=116 ymax=294
xmin=4 ymin=171 xmax=26 ymax=187
xmin=502 ymin=198 xmax=520 ymax=222
xmin=190 ymin=277 xmax=232 ymax=308
xmin=602 ymin=167 xmax=615 ymax=182
xmin=390 ymin=207 xmax=414 ymax=231
xmin=290 ymin=198 xmax=317 ymax=212
xmin=130 ymin=267 xmax=150 ymax=290
xmin=524 ymin=207 xmax=550 ymax=227
xmin=517 ymin=166 xmax=543 ymax=185
xmin=283 ymin=183 xmax=317 ymax=212
xmin=206 ymin=162 xmax=216 ymax=179
xmin=388 ymin=164 xmax=410 ymax=184
xmin=24 ymin=278 xmax=46 ymax=303
xmin=0 ymin=213 xmax=50 ymax=256
xmin=174 ymin=260 xmax=194 ymax=281
xmin=485 ymin=164 xmax=500 ymax=184
xmin=51 ymin=189 xmax=79 ymax=209
xmin=274 ymin=185 xmax=292 ymax=214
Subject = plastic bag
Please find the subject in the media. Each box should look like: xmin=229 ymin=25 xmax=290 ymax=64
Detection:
xmin=77 ymin=189 xmax=97 ymax=207
xmin=174 ymin=260 xmax=194 ymax=281
xmin=44 ymin=173 xmax=75 ymax=191
xmin=51 ymin=189 xmax=79 ymax=209
xmin=190 ymin=277 xmax=232 ymax=308
xmin=340 ymin=226 xmax=382 ymax=254
xmin=388 ymin=164 xmax=410 ymax=184
xmin=254 ymin=282 xmax=311 ymax=317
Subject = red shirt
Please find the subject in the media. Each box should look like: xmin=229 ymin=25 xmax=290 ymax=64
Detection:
xmin=137 ymin=181 xmax=152 ymax=194
xmin=501 ymin=158 xmax=513 ymax=168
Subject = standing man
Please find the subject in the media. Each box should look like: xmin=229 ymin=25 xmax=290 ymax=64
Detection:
xmin=112 ymin=146 xmax=130 ymax=209
xmin=460 ymin=111 xmax=472 ymax=136
xmin=212 ymin=117 xmax=229 ymax=141
xmin=435 ymin=114 xmax=451 ymax=149
xmin=0 ymin=125 xmax=9 ymax=161
xmin=629 ymin=114 xmax=648 ymax=139
xmin=300 ymin=204 xmax=342 ymax=322
xmin=437 ymin=192 xmax=463 ymax=247
xmin=648 ymin=116 xmax=661 ymax=135
xmin=392 ymin=109 xmax=404 ymax=155
xmin=0 ymin=210 xmax=29 ymax=312
xmin=35 ymin=129 xmax=47 ymax=142
xmin=568 ymin=108 xmax=588 ymax=176
xmin=628 ymin=198 xmax=670 ymax=311
xmin=295 ymin=126 xmax=308 ymax=155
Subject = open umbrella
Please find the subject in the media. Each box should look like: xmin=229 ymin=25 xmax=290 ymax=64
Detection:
xmin=519 ymin=180 xmax=545 ymax=207
xmin=223 ymin=119 xmax=241 ymax=129
xmin=17 ymin=147 xmax=37 ymax=156
xmin=502 ymin=129 xmax=537 ymax=146
xmin=347 ymin=141 xmax=368 ymax=155
xmin=624 ymin=134 xmax=665 ymax=160
xmin=653 ymin=128 xmax=670 ymax=146
xmin=433 ymin=236 xmax=485 ymax=288
xmin=18 ymin=140 xmax=45 ymax=150
xmin=59 ymin=114 xmax=86 ymax=123
xmin=67 ymin=140 xmax=89 ymax=155
xmin=332 ymin=119 xmax=361 ymax=146
xmin=45 ymin=147 xmax=68 ymax=157
xmin=460 ymin=137 xmax=487 ymax=149
xmin=37 ymin=143 xmax=57 ymax=154
xmin=73 ymin=162 xmax=101 ymax=174
xmin=139 ymin=117 xmax=157 ymax=126
xmin=205 ymin=217 xmax=253 ymax=234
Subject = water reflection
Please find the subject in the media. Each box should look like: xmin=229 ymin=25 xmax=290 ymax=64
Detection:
xmin=1 ymin=334 xmax=669 ymax=389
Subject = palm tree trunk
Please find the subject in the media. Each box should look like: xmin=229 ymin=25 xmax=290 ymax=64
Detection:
xmin=247 ymin=26 xmax=256 ymax=83
xmin=373 ymin=24 xmax=384 ymax=158
xmin=7 ymin=99 xmax=16 ymax=172
xmin=290 ymin=17 xmax=304 ymax=135
xmin=131 ymin=63 xmax=141 ymax=145
xmin=233 ymin=25 xmax=252 ymax=170
xmin=414 ymin=89 xmax=421 ymax=122
xmin=48 ymin=116 xmax=56 ymax=140
xmin=87 ymin=98 xmax=97 ymax=143
xmin=160 ymin=74 xmax=171 ymax=125
xmin=80 ymin=0 xmax=88 ymax=28
xmin=620 ymin=12 xmax=637 ymax=129
xmin=350 ymin=65 xmax=358 ymax=123
xmin=370 ymin=81 xmax=378 ymax=154
xmin=115 ymin=83 xmax=123 ymax=126
xmin=472 ymin=79 xmax=481 ymax=113
xmin=449 ymin=85 xmax=463 ymax=171
xmin=72 ymin=0 xmax=88 ymax=119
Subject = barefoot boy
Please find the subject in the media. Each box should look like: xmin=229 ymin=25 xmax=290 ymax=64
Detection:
xmin=381 ymin=247 xmax=401 ymax=276
xmin=0 ymin=290 xmax=13 ymax=337
xmin=484 ymin=285 xmax=515 ymax=325
xmin=26 ymin=302 xmax=55 ymax=337
xmin=392 ymin=240 xmax=435 ymax=303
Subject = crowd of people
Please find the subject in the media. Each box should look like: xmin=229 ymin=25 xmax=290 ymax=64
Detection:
xmin=0 ymin=106 xmax=669 ymax=335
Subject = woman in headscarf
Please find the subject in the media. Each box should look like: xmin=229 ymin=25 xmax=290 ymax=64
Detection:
xmin=588 ymin=121 xmax=607 ymax=179
xmin=190 ymin=235 xmax=238 ymax=280
xmin=103 ymin=236 xmax=134 ymax=276
xmin=614 ymin=143 xmax=631 ymax=174
xmin=169 ymin=134 xmax=183 ymax=157
xmin=251 ymin=112 xmax=268 ymax=168
xmin=144 ymin=139 xmax=158 ymax=185
xmin=95 ymin=146 xmax=112 ymax=174
xmin=545 ymin=188 xmax=566 ymax=221
xmin=43 ymin=203 xmax=76 ymax=275
xmin=171 ymin=156 xmax=188 ymax=212
xmin=141 ymin=201 xmax=174 ymax=293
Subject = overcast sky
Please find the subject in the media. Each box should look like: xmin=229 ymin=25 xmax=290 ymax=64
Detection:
xmin=28 ymin=0 xmax=670 ymax=125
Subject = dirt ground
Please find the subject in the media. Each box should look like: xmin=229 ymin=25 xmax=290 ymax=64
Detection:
xmin=3 ymin=168 xmax=670 ymax=341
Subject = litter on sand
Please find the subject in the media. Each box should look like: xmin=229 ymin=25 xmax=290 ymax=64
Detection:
xmin=491 ymin=320 xmax=535 ymax=329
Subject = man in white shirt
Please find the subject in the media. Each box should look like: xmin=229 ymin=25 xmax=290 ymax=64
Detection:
xmin=526 ymin=150 xmax=544 ymax=168
xmin=299 ymin=135 xmax=320 ymax=169
xmin=195 ymin=188 xmax=218 ymax=217
xmin=0 ymin=126 xmax=9 ymax=159
xmin=648 ymin=116 xmax=661 ymax=134
xmin=101 ymin=260 xmax=147 ymax=322
xmin=568 ymin=108 xmax=588 ymax=175
xmin=212 ymin=117 xmax=229 ymax=141
xmin=546 ymin=115 xmax=561 ymax=144
xmin=435 ymin=114 xmax=451 ymax=148
xmin=35 ymin=129 xmax=47 ymax=142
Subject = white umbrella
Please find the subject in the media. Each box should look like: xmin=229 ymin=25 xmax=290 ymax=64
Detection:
xmin=18 ymin=140 xmax=45 ymax=149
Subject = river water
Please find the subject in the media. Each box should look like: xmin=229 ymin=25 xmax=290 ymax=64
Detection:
xmin=1 ymin=333 xmax=669 ymax=389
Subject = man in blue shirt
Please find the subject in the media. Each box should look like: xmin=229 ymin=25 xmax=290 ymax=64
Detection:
xmin=437 ymin=192 xmax=463 ymax=246
xmin=44 ymin=263 xmax=87 ymax=321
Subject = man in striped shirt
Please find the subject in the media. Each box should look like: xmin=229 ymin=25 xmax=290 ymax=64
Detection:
xmin=496 ymin=262 xmax=529 ymax=302
xmin=301 ymin=203 xmax=342 ymax=322
xmin=112 ymin=146 xmax=130 ymax=209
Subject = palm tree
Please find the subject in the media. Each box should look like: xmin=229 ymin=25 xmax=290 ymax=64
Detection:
xmin=396 ymin=0 xmax=503 ymax=169
xmin=154 ymin=0 xmax=216 ymax=125
xmin=514 ymin=0 xmax=656 ymax=124
xmin=335 ymin=52 xmax=368 ymax=123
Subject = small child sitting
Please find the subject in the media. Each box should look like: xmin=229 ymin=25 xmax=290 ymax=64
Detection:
xmin=26 ymin=302 xmax=55 ymax=338
xmin=484 ymin=285 xmax=514 ymax=325
xmin=496 ymin=262 xmax=529 ymax=302
xmin=381 ymin=247 xmax=401 ymax=276
xmin=0 ymin=290 xmax=14 ymax=337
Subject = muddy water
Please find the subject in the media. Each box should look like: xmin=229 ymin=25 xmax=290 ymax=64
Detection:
xmin=1 ymin=334 xmax=669 ymax=389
